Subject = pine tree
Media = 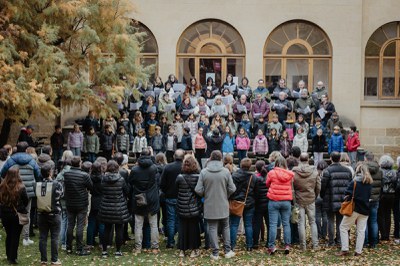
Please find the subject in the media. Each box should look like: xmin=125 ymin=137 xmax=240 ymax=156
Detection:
xmin=0 ymin=0 xmax=151 ymax=145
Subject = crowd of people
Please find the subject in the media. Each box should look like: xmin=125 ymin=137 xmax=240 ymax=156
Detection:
xmin=0 ymin=74 xmax=400 ymax=265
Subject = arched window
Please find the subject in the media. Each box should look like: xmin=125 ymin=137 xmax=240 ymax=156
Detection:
xmin=132 ymin=21 xmax=159 ymax=82
xmin=365 ymin=22 xmax=400 ymax=99
xmin=264 ymin=20 xmax=332 ymax=93
xmin=177 ymin=19 xmax=245 ymax=87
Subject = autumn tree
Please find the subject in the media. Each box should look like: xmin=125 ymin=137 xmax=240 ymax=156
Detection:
xmin=0 ymin=0 xmax=151 ymax=146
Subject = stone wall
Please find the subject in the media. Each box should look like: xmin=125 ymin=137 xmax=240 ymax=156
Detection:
xmin=360 ymin=128 xmax=400 ymax=159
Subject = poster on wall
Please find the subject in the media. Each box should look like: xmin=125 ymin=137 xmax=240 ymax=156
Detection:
xmin=206 ymin=73 xmax=216 ymax=83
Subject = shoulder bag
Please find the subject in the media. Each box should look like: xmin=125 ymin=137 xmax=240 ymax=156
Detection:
xmin=13 ymin=206 xmax=29 ymax=225
xmin=229 ymin=175 xmax=253 ymax=217
xmin=339 ymin=181 xmax=357 ymax=217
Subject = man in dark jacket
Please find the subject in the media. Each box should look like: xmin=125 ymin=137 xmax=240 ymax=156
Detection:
xmin=320 ymin=151 xmax=352 ymax=246
xmin=37 ymin=145 xmax=55 ymax=171
xmin=203 ymin=127 xmax=224 ymax=158
xmin=1 ymin=141 xmax=40 ymax=246
xmin=129 ymin=148 xmax=160 ymax=253
xmin=160 ymin=149 xmax=184 ymax=248
xmin=64 ymin=156 xmax=93 ymax=255
xmin=363 ymin=151 xmax=382 ymax=248
xmin=100 ymin=125 xmax=115 ymax=161
xmin=17 ymin=125 xmax=36 ymax=147
xmin=82 ymin=111 xmax=99 ymax=134
xmin=271 ymin=92 xmax=293 ymax=124
xmin=50 ymin=125 xmax=65 ymax=170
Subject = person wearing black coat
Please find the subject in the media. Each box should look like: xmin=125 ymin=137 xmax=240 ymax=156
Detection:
xmin=252 ymin=161 xmax=269 ymax=249
xmin=160 ymin=149 xmax=184 ymax=248
xmin=229 ymin=158 xmax=256 ymax=251
xmin=175 ymin=156 xmax=202 ymax=258
xmin=271 ymin=93 xmax=293 ymax=124
xmin=86 ymin=162 xmax=104 ymax=247
xmin=129 ymin=149 xmax=160 ymax=253
xmin=180 ymin=128 xmax=193 ymax=152
xmin=98 ymin=160 xmax=131 ymax=257
xmin=63 ymin=156 xmax=93 ymax=255
xmin=320 ymin=152 xmax=352 ymax=246
xmin=203 ymin=126 xmax=224 ymax=158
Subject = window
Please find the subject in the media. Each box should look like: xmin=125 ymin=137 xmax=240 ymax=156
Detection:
xmin=131 ymin=21 xmax=158 ymax=83
xmin=177 ymin=20 xmax=245 ymax=87
xmin=365 ymin=22 xmax=400 ymax=99
xmin=264 ymin=21 xmax=332 ymax=93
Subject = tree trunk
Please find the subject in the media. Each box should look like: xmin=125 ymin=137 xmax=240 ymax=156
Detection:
xmin=0 ymin=119 xmax=13 ymax=147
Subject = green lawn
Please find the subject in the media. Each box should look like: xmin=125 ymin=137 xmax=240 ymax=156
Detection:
xmin=1 ymin=228 xmax=400 ymax=265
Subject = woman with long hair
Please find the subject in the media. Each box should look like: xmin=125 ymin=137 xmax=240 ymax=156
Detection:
xmin=176 ymin=156 xmax=202 ymax=258
xmin=0 ymin=166 xmax=29 ymax=264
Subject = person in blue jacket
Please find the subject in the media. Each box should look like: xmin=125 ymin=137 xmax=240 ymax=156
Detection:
xmin=328 ymin=126 xmax=344 ymax=154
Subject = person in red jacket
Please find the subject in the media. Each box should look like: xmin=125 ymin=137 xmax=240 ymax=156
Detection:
xmin=346 ymin=126 xmax=360 ymax=168
xmin=266 ymin=156 xmax=294 ymax=255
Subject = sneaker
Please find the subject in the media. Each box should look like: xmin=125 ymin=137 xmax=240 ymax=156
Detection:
xmin=23 ymin=238 xmax=34 ymax=246
xmin=51 ymin=260 xmax=62 ymax=265
xmin=114 ymin=251 xmax=123 ymax=257
xmin=66 ymin=250 xmax=72 ymax=255
xmin=41 ymin=261 xmax=47 ymax=266
xmin=190 ymin=250 xmax=200 ymax=258
xmin=210 ymin=254 xmax=219 ymax=260
xmin=268 ymin=247 xmax=276 ymax=255
xmin=179 ymin=250 xmax=185 ymax=258
xmin=101 ymin=251 xmax=108 ymax=259
xmin=77 ymin=250 xmax=90 ymax=256
xmin=224 ymin=250 xmax=235 ymax=259
xmin=284 ymin=245 xmax=290 ymax=255
xmin=61 ymin=245 xmax=67 ymax=251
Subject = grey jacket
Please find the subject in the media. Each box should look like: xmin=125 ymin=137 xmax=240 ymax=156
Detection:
xmin=293 ymin=162 xmax=321 ymax=207
xmin=195 ymin=160 xmax=236 ymax=219
xmin=115 ymin=133 xmax=130 ymax=153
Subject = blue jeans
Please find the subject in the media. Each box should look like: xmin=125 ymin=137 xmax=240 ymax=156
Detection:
xmin=52 ymin=148 xmax=63 ymax=170
xmin=315 ymin=197 xmax=328 ymax=239
xmin=230 ymin=207 xmax=255 ymax=249
xmin=86 ymin=211 xmax=105 ymax=246
xmin=237 ymin=150 xmax=247 ymax=166
xmin=268 ymin=200 xmax=291 ymax=248
xmin=59 ymin=208 xmax=68 ymax=246
xmin=71 ymin=147 xmax=81 ymax=157
xmin=87 ymin=153 xmax=97 ymax=163
xmin=165 ymin=198 xmax=179 ymax=246
xmin=365 ymin=201 xmax=379 ymax=246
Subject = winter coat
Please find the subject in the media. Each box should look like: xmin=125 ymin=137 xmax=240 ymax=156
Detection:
xmin=252 ymin=99 xmax=270 ymax=120
xmin=239 ymin=120 xmax=252 ymax=138
xmin=195 ymin=160 xmax=236 ymax=219
xmin=176 ymin=174 xmax=202 ymax=218
xmin=253 ymin=121 xmax=269 ymax=137
xmin=273 ymin=86 xmax=292 ymax=99
xmin=268 ymin=121 xmax=283 ymax=135
xmin=90 ymin=173 xmax=103 ymax=212
xmin=211 ymin=103 xmax=228 ymax=118
xmin=132 ymin=136 xmax=147 ymax=153
xmin=280 ymin=138 xmax=292 ymax=158
xmin=0 ymin=187 xmax=29 ymax=216
xmin=364 ymin=161 xmax=382 ymax=202
xmin=346 ymin=132 xmax=360 ymax=152
xmin=101 ymin=132 xmax=115 ymax=151
xmin=236 ymin=135 xmax=251 ymax=151
xmin=98 ymin=172 xmax=131 ymax=224
xmin=194 ymin=133 xmax=207 ymax=149
xmin=312 ymin=134 xmax=326 ymax=153
xmin=328 ymin=133 xmax=344 ymax=154
xmin=115 ymin=133 xmax=129 ymax=153
xmin=36 ymin=179 xmax=63 ymax=214
xmin=326 ymin=117 xmax=343 ymax=136
xmin=55 ymin=165 xmax=71 ymax=209
xmin=67 ymin=131 xmax=83 ymax=149
xmin=230 ymin=169 xmax=256 ymax=210
xmin=344 ymin=175 xmax=372 ymax=216
xmin=160 ymin=160 xmax=183 ymax=199
xmin=50 ymin=132 xmax=65 ymax=150
xmin=0 ymin=152 xmax=40 ymax=198
xmin=268 ymin=137 xmax=280 ymax=153
xmin=37 ymin=153 xmax=55 ymax=171
xmin=320 ymin=163 xmax=352 ymax=212
xmin=233 ymin=101 xmax=251 ymax=122
xmin=266 ymin=167 xmax=294 ymax=201
xmin=295 ymin=121 xmax=310 ymax=137
xmin=254 ymin=173 xmax=269 ymax=211
xmin=18 ymin=129 xmax=35 ymax=147
xmin=203 ymin=128 xmax=224 ymax=158
xmin=222 ymin=135 xmax=235 ymax=153
xmin=180 ymin=133 xmax=193 ymax=151
xmin=293 ymin=163 xmax=321 ymax=207
xmin=253 ymin=135 xmax=269 ymax=155
xmin=63 ymin=167 xmax=93 ymax=210
xmin=294 ymin=97 xmax=316 ymax=121
xmin=319 ymin=101 xmax=336 ymax=123
xmin=293 ymin=133 xmax=308 ymax=153
xmin=271 ymin=99 xmax=292 ymax=122
xmin=129 ymin=156 xmax=160 ymax=215
xmin=103 ymin=119 xmax=117 ymax=134
xmin=151 ymin=133 xmax=165 ymax=152
xmin=163 ymin=134 xmax=178 ymax=151
xmin=310 ymin=125 xmax=326 ymax=139
xmin=83 ymin=134 xmax=99 ymax=154
xmin=252 ymin=87 xmax=269 ymax=101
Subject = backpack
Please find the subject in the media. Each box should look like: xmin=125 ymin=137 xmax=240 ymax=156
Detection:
xmin=382 ymin=169 xmax=398 ymax=194
xmin=36 ymin=181 xmax=55 ymax=212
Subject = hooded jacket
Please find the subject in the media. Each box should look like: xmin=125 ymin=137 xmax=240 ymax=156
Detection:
xmin=346 ymin=132 xmax=360 ymax=152
xmin=253 ymin=135 xmax=269 ymax=155
xmin=129 ymin=156 xmax=159 ymax=215
xmin=115 ymin=133 xmax=129 ymax=153
xmin=222 ymin=135 xmax=235 ymax=153
xmin=328 ymin=133 xmax=344 ymax=154
xmin=230 ymin=169 xmax=256 ymax=210
xmin=293 ymin=163 xmax=321 ymax=207
xmin=37 ymin=153 xmax=55 ymax=170
xmin=266 ymin=167 xmax=294 ymax=201
xmin=176 ymin=173 xmax=202 ymax=218
xmin=236 ymin=135 xmax=251 ymax=151
xmin=364 ymin=160 xmax=382 ymax=202
xmin=98 ymin=172 xmax=130 ymax=224
xmin=195 ymin=160 xmax=236 ymax=219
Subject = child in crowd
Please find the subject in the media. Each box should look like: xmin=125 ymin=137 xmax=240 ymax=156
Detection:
xmin=293 ymin=127 xmax=308 ymax=153
xmin=235 ymin=127 xmax=251 ymax=166
xmin=326 ymin=112 xmax=343 ymax=137
xmin=67 ymin=123 xmax=84 ymax=156
xmin=279 ymin=130 xmax=292 ymax=158
xmin=151 ymin=126 xmax=165 ymax=154
xmin=158 ymin=92 xmax=175 ymax=123
xmin=173 ymin=113 xmax=184 ymax=148
xmin=223 ymin=154 xmax=237 ymax=174
xmin=118 ymin=112 xmax=132 ymax=144
xmin=100 ymin=125 xmax=115 ymax=161
xmin=132 ymin=111 xmax=145 ymax=138
xmin=294 ymin=114 xmax=309 ymax=137
xmin=268 ymin=128 xmax=280 ymax=155
xmin=180 ymin=127 xmax=193 ymax=152
xmin=159 ymin=115 xmax=170 ymax=136
xmin=226 ymin=113 xmax=238 ymax=136
xmin=268 ymin=114 xmax=283 ymax=136
xmin=104 ymin=115 xmax=117 ymax=134
xmin=283 ymin=114 xmax=295 ymax=140
xmin=115 ymin=126 xmax=129 ymax=155
xmin=253 ymin=116 xmax=268 ymax=138
xmin=222 ymin=126 xmax=235 ymax=157
xmin=132 ymin=128 xmax=147 ymax=158
xmin=310 ymin=117 xmax=326 ymax=138
xmin=164 ymin=126 xmax=178 ymax=163
xmin=198 ymin=114 xmax=208 ymax=130
xmin=253 ymin=129 xmax=269 ymax=161
xmin=312 ymin=128 xmax=326 ymax=166
xmin=346 ymin=126 xmax=360 ymax=168
xmin=328 ymin=125 xmax=344 ymax=154
xmin=184 ymin=113 xmax=198 ymax=144
xmin=194 ymin=127 xmax=206 ymax=166
xmin=83 ymin=126 xmax=99 ymax=163
xmin=146 ymin=112 xmax=158 ymax=139
xmin=239 ymin=113 xmax=252 ymax=138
